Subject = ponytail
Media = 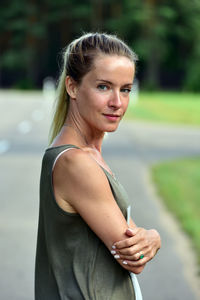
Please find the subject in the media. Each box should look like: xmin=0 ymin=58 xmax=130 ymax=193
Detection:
xmin=48 ymin=59 xmax=69 ymax=145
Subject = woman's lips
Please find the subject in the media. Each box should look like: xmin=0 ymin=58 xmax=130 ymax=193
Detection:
xmin=103 ymin=114 xmax=120 ymax=121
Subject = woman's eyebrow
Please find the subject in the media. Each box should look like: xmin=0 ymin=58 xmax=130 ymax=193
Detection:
xmin=96 ymin=79 xmax=133 ymax=86
xmin=96 ymin=79 xmax=113 ymax=84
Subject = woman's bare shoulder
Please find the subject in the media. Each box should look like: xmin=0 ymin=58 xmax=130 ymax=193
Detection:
xmin=53 ymin=146 xmax=111 ymax=212
xmin=54 ymin=147 xmax=104 ymax=181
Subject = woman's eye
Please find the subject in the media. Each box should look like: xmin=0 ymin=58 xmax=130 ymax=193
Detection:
xmin=98 ymin=84 xmax=108 ymax=91
xmin=121 ymin=88 xmax=131 ymax=93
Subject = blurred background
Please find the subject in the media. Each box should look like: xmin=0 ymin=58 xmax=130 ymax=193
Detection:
xmin=1 ymin=0 xmax=200 ymax=91
xmin=0 ymin=0 xmax=200 ymax=299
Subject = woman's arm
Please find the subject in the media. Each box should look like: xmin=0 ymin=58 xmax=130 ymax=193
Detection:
xmin=53 ymin=148 xmax=146 ymax=274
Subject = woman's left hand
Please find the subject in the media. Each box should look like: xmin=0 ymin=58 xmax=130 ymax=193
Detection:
xmin=111 ymin=227 xmax=161 ymax=267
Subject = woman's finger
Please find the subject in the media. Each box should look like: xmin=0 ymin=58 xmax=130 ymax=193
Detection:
xmin=111 ymin=245 xmax=141 ymax=257
xmin=112 ymin=235 xmax=141 ymax=250
xmin=111 ymin=247 xmax=148 ymax=261
xmin=122 ymin=257 xmax=147 ymax=267
xmin=112 ymin=227 xmax=145 ymax=249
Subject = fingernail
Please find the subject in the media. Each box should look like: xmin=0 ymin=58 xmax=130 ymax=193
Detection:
xmin=123 ymin=261 xmax=128 ymax=265
xmin=112 ymin=245 xmax=116 ymax=249
xmin=114 ymin=254 xmax=120 ymax=259
xmin=111 ymin=250 xmax=116 ymax=255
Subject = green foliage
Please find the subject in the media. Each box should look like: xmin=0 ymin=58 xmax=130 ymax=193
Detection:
xmin=184 ymin=59 xmax=200 ymax=92
xmin=0 ymin=0 xmax=200 ymax=90
xmin=14 ymin=78 xmax=35 ymax=90
xmin=152 ymin=158 xmax=200 ymax=267
xmin=0 ymin=50 xmax=27 ymax=70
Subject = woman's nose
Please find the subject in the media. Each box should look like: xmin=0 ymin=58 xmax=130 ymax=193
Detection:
xmin=108 ymin=90 xmax=122 ymax=108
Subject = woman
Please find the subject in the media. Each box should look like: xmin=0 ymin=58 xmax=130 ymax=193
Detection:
xmin=35 ymin=33 xmax=161 ymax=300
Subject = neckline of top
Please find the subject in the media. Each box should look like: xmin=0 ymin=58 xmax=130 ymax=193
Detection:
xmin=46 ymin=144 xmax=79 ymax=151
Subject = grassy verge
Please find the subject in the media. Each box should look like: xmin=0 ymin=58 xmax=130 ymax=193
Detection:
xmin=152 ymin=157 xmax=200 ymax=267
xmin=126 ymin=92 xmax=200 ymax=126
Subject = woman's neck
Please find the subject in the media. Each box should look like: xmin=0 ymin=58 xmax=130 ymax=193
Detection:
xmin=63 ymin=120 xmax=104 ymax=153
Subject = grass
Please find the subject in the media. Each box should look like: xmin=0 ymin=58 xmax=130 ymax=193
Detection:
xmin=125 ymin=92 xmax=200 ymax=126
xmin=152 ymin=157 xmax=200 ymax=268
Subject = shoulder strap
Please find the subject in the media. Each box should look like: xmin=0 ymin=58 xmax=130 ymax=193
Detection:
xmin=52 ymin=146 xmax=79 ymax=171
xmin=44 ymin=144 xmax=80 ymax=172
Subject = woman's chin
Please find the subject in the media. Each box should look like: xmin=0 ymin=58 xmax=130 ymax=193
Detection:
xmin=105 ymin=124 xmax=120 ymax=132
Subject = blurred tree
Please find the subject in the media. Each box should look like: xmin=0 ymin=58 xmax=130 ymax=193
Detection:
xmin=0 ymin=0 xmax=199 ymax=91
xmin=157 ymin=0 xmax=200 ymax=92
xmin=0 ymin=0 xmax=91 ymax=88
xmin=0 ymin=0 xmax=47 ymax=88
xmin=90 ymin=0 xmax=103 ymax=30
xmin=177 ymin=0 xmax=200 ymax=92
xmin=104 ymin=0 xmax=175 ymax=89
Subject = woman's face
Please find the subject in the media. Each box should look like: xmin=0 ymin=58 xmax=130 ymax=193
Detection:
xmin=74 ymin=54 xmax=135 ymax=133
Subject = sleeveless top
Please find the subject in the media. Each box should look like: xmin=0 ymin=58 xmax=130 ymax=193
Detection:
xmin=35 ymin=145 xmax=135 ymax=300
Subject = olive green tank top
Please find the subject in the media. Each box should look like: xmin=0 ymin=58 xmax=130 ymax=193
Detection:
xmin=35 ymin=145 xmax=135 ymax=300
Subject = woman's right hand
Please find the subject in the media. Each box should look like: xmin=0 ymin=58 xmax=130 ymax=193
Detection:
xmin=111 ymin=226 xmax=161 ymax=271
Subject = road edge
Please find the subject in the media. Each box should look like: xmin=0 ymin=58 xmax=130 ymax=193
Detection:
xmin=146 ymin=167 xmax=200 ymax=300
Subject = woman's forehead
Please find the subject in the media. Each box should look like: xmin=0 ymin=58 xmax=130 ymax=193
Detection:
xmin=87 ymin=54 xmax=135 ymax=83
xmin=93 ymin=54 xmax=134 ymax=68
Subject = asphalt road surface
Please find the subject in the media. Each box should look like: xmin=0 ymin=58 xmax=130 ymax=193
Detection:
xmin=0 ymin=90 xmax=200 ymax=300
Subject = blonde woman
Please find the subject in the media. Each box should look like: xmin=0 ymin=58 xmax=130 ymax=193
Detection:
xmin=35 ymin=33 xmax=161 ymax=300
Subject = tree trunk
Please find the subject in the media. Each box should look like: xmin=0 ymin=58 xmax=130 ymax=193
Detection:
xmin=90 ymin=0 xmax=103 ymax=30
xmin=144 ymin=0 xmax=161 ymax=89
xmin=26 ymin=0 xmax=38 ymax=87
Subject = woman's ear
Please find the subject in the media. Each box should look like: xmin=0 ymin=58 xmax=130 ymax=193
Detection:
xmin=65 ymin=76 xmax=78 ymax=100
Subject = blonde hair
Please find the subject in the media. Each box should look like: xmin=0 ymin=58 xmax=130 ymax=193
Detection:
xmin=49 ymin=32 xmax=138 ymax=144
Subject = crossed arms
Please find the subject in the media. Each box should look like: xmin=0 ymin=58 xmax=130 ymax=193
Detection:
xmin=53 ymin=148 xmax=161 ymax=274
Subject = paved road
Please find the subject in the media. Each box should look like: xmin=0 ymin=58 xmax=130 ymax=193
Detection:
xmin=0 ymin=91 xmax=51 ymax=300
xmin=0 ymin=90 xmax=200 ymax=299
